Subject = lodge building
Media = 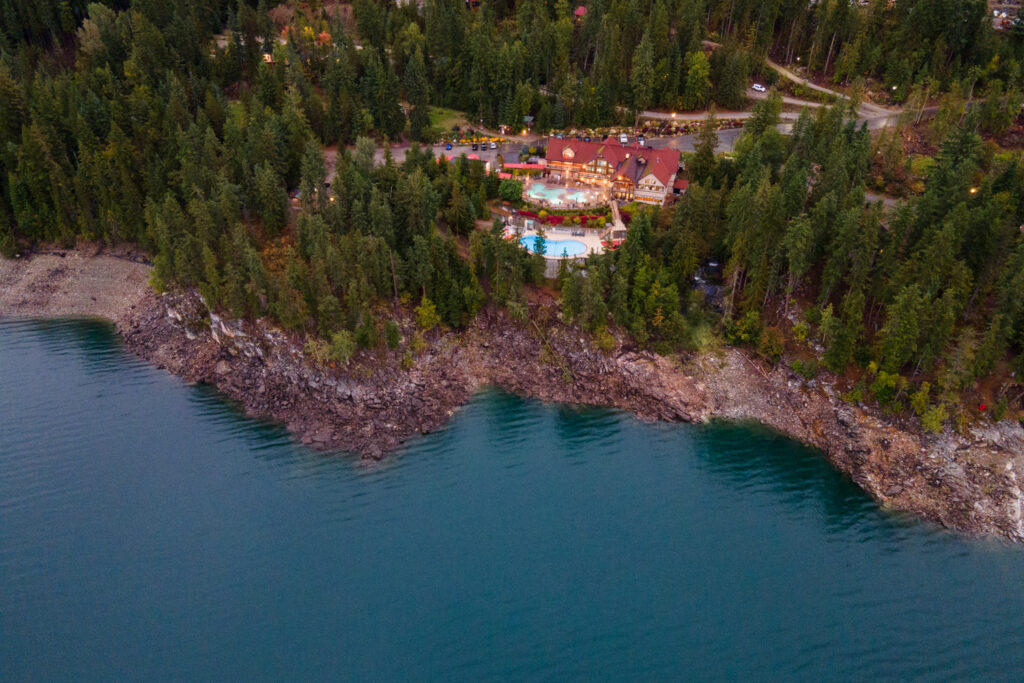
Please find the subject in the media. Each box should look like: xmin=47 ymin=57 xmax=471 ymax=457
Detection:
xmin=544 ymin=137 xmax=682 ymax=205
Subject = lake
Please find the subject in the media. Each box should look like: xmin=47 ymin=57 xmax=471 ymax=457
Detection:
xmin=2 ymin=319 xmax=1022 ymax=681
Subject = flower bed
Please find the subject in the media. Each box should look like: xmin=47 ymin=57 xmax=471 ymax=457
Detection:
xmin=551 ymin=119 xmax=746 ymax=140
xmin=516 ymin=209 xmax=611 ymax=229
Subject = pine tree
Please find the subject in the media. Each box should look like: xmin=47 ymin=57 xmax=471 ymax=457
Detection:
xmin=629 ymin=30 xmax=654 ymax=121
xmin=682 ymin=51 xmax=711 ymax=111
xmin=690 ymin=108 xmax=719 ymax=184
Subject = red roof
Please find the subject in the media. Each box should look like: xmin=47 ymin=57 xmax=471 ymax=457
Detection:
xmin=545 ymin=137 xmax=680 ymax=187
xmin=498 ymin=172 xmax=513 ymax=179
xmin=674 ymin=178 xmax=690 ymax=190
xmin=503 ymin=162 xmax=546 ymax=170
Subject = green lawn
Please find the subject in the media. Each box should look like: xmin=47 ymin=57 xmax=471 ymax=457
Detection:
xmin=428 ymin=106 xmax=473 ymax=131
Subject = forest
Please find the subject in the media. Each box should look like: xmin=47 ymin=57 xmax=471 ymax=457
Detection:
xmin=559 ymin=97 xmax=1024 ymax=427
xmin=0 ymin=0 xmax=1022 ymax=426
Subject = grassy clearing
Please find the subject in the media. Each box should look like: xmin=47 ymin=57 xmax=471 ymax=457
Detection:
xmin=429 ymin=106 xmax=473 ymax=131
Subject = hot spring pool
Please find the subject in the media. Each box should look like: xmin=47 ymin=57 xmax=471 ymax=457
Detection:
xmin=520 ymin=235 xmax=587 ymax=258
xmin=526 ymin=183 xmax=591 ymax=206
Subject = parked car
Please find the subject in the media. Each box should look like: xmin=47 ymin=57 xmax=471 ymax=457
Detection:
xmin=471 ymin=143 xmax=479 ymax=150
xmin=752 ymin=83 xmax=767 ymax=93
xmin=619 ymin=133 xmax=628 ymax=144
xmin=445 ymin=143 xmax=453 ymax=151
xmin=637 ymin=135 xmax=646 ymax=146
xmin=583 ymin=136 xmax=591 ymax=142
xmin=490 ymin=141 xmax=497 ymax=149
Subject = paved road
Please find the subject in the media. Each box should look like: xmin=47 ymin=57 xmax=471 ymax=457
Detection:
xmin=648 ymin=128 xmax=744 ymax=154
xmin=363 ymin=61 xmax=917 ymax=170
xmin=762 ymin=57 xmax=896 ymax=118
xmin=372 ymin=142 xmax=524 ymax=166
xmin=370 ymin=128 xmax=747 ymax=167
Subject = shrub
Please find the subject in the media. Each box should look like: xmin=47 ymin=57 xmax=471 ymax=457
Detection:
xmin=992 ymin=397 xmax=1009 ymax=421
xmin=0 ymin=230 xmax=16 ymax=258
xmin=384 ymin=320 xmax=401 ymax=349
xmin=869 ymin=370 xmax=904 ymax=407
xmin=910 ymin=382 xmax=931 ymax=417
xmin=329 ymin=330 xmax=356 ymax=365
xmin=415 ymin=296 xmax=441 ymax=331
xmin=724 ymin=310 xmax=762 ymax=345
xmin=594 ymin=326 xmax=616 ymax=352
xmin=355 ymin=321 xmax=378 ymax=349
xmin=792 ymin=321 xmax=809 ymax=343
xmin=757 ymin=327 xmax=785 ymax=363
xmin=909 ymin=154 xmax=937 ymax=177
xmin=791 ymin=358 xmax=819 ymax=380
xmin=410 ymin=330 xmax=427 ymax=353
xmin=304 ymin=337 xmax=331 ymax=365
xmin=922 ymin=404 xmax=948 ymax=433
xmin=842 ymin=386 xmax=863 ymax=404
xmin=506 ymin=300 xmax=528 ymax=321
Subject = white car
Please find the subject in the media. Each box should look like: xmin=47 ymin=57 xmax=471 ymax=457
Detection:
xmin=619 ymin=133 xmax=628 ymax=144
xmin=490 ymin=141 xmax=497 ymax=149
xmin=752 ymin=84 xmax=767 ymax=93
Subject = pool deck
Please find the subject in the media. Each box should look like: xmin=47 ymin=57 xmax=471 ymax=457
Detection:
xmin=504 ymin=224 xmax=608 ymax=259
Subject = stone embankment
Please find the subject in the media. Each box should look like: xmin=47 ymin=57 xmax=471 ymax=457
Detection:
xmin=2 ymin=251 xmax=1022 ymax=541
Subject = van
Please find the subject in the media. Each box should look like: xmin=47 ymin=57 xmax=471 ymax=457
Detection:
xmin=619 ymin=133 xmax=628 ymax=144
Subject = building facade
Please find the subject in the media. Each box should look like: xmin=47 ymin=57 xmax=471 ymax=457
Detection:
xmin=544 ymin=138 xmax=681 ymax=205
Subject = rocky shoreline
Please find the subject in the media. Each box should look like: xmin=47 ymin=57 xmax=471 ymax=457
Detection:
xmin=2 ymin=252 xmax=1023 ymax=541
xmin=120 ymin=288 xmax=1024 ymax=542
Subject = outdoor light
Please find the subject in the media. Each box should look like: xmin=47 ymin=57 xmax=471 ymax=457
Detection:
xmin=892 ymin=86 xmax=897 ymax=91
xmin=970 ymin=187 xmax=978 ymax=194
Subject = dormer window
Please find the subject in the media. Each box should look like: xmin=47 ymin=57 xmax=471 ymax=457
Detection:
xmin=562 ymin=147 xmax=575 ymax=160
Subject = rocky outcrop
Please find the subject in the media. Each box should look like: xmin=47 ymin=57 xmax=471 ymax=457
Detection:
xmin=697 ymin=350 xmax=1024 ymax=541
xmin=114 ymin=289 xmax=1024 ymax=542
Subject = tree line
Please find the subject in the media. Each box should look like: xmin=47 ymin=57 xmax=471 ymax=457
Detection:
xmin=1 ymin=0 xmax=1022 ymax=423
xmin=0 ymin=0 xmax=546 ymax=362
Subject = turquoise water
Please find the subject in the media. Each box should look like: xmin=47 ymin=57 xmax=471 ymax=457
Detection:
xmin=520 ymin=235 xmax=587 ymax=257
xmin=2 ymin=319 xmax=1024 ymax=681
xmin=526 ymin=182 xmax=589 ymax=205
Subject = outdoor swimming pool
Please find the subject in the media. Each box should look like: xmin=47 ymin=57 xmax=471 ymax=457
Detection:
xmin=520 ymin=235 xmax=588 ymax=258
xmin=526 ymin=182 xmax=591 ymax=206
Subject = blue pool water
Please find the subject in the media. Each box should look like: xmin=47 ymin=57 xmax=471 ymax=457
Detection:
xmin=3 ymin=319 xmax=1024 ymax=680
xmin=520 ymin=235 xmax=588 ymax=257
xmin=526 ymin=182 xmax=589 ymax=205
